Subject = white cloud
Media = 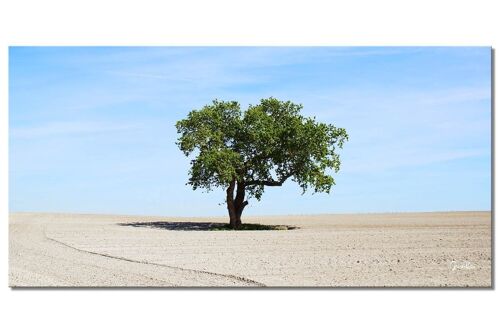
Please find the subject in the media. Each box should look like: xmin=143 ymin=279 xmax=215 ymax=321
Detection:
xmin=342 ymin=147 xmax=490 ymax=174
xmin=10 ymin=121 xmax=140 ymax=139
xmin=418 ymin=87 xmax=491 ymax=105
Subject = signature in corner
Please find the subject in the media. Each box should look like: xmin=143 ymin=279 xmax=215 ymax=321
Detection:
xmin=449 ymin=260 xmax=475 ymax=271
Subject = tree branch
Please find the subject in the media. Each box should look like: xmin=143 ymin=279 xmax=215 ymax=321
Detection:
xmin=245 ymin=172 xmax=294 ymax=187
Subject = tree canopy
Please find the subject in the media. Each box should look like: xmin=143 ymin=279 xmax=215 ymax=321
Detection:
xmin=175 ymin=97 xmax=348 ymax=228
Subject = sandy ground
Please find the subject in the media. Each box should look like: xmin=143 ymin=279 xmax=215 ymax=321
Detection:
xmin=9 ymin=211 xmax=491 ymax=287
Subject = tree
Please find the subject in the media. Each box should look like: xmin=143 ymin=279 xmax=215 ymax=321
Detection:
xmin=175 ymin=97 xmax=348 ymax=229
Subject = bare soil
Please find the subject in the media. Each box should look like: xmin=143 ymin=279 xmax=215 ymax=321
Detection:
xmin=9 ymin=211 xmax=491 ymax=287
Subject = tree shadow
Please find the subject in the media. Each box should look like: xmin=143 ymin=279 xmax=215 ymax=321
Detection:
xmin=117 ymin=221 xmax=298 ymax=231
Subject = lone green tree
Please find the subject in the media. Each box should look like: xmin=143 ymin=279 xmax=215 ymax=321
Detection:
xmin=176 ymin=98 xmax=348 ymax=229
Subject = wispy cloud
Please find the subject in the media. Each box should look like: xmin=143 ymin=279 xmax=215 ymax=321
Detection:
xmin=10 ymin=121 xmax=140 ymax=139
xmin=9 ymin=47 xmax=491 ymax=215
xmin=105 ymin=70 xmax=195 ymax=82
xmin=343 ymin=147 xmax=490 ymax=174
xmin=418 ymin=87 xmax=491 ymax=105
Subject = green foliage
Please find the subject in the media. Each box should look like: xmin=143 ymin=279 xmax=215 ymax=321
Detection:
xmin=175 ymin=97 xmax=348 ymax=201
xmin=208 ymin=223 xmax=297 ymax=231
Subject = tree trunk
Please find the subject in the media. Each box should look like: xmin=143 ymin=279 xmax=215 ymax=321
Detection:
xmin=226 ymin=180 xmax=248 ymax=229
xmin=226 ymin=179 xmax=238 ymax=229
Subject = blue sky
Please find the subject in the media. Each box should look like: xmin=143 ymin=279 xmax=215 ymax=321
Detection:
xmin=9 ymin=47 xmax=491 ymax=216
